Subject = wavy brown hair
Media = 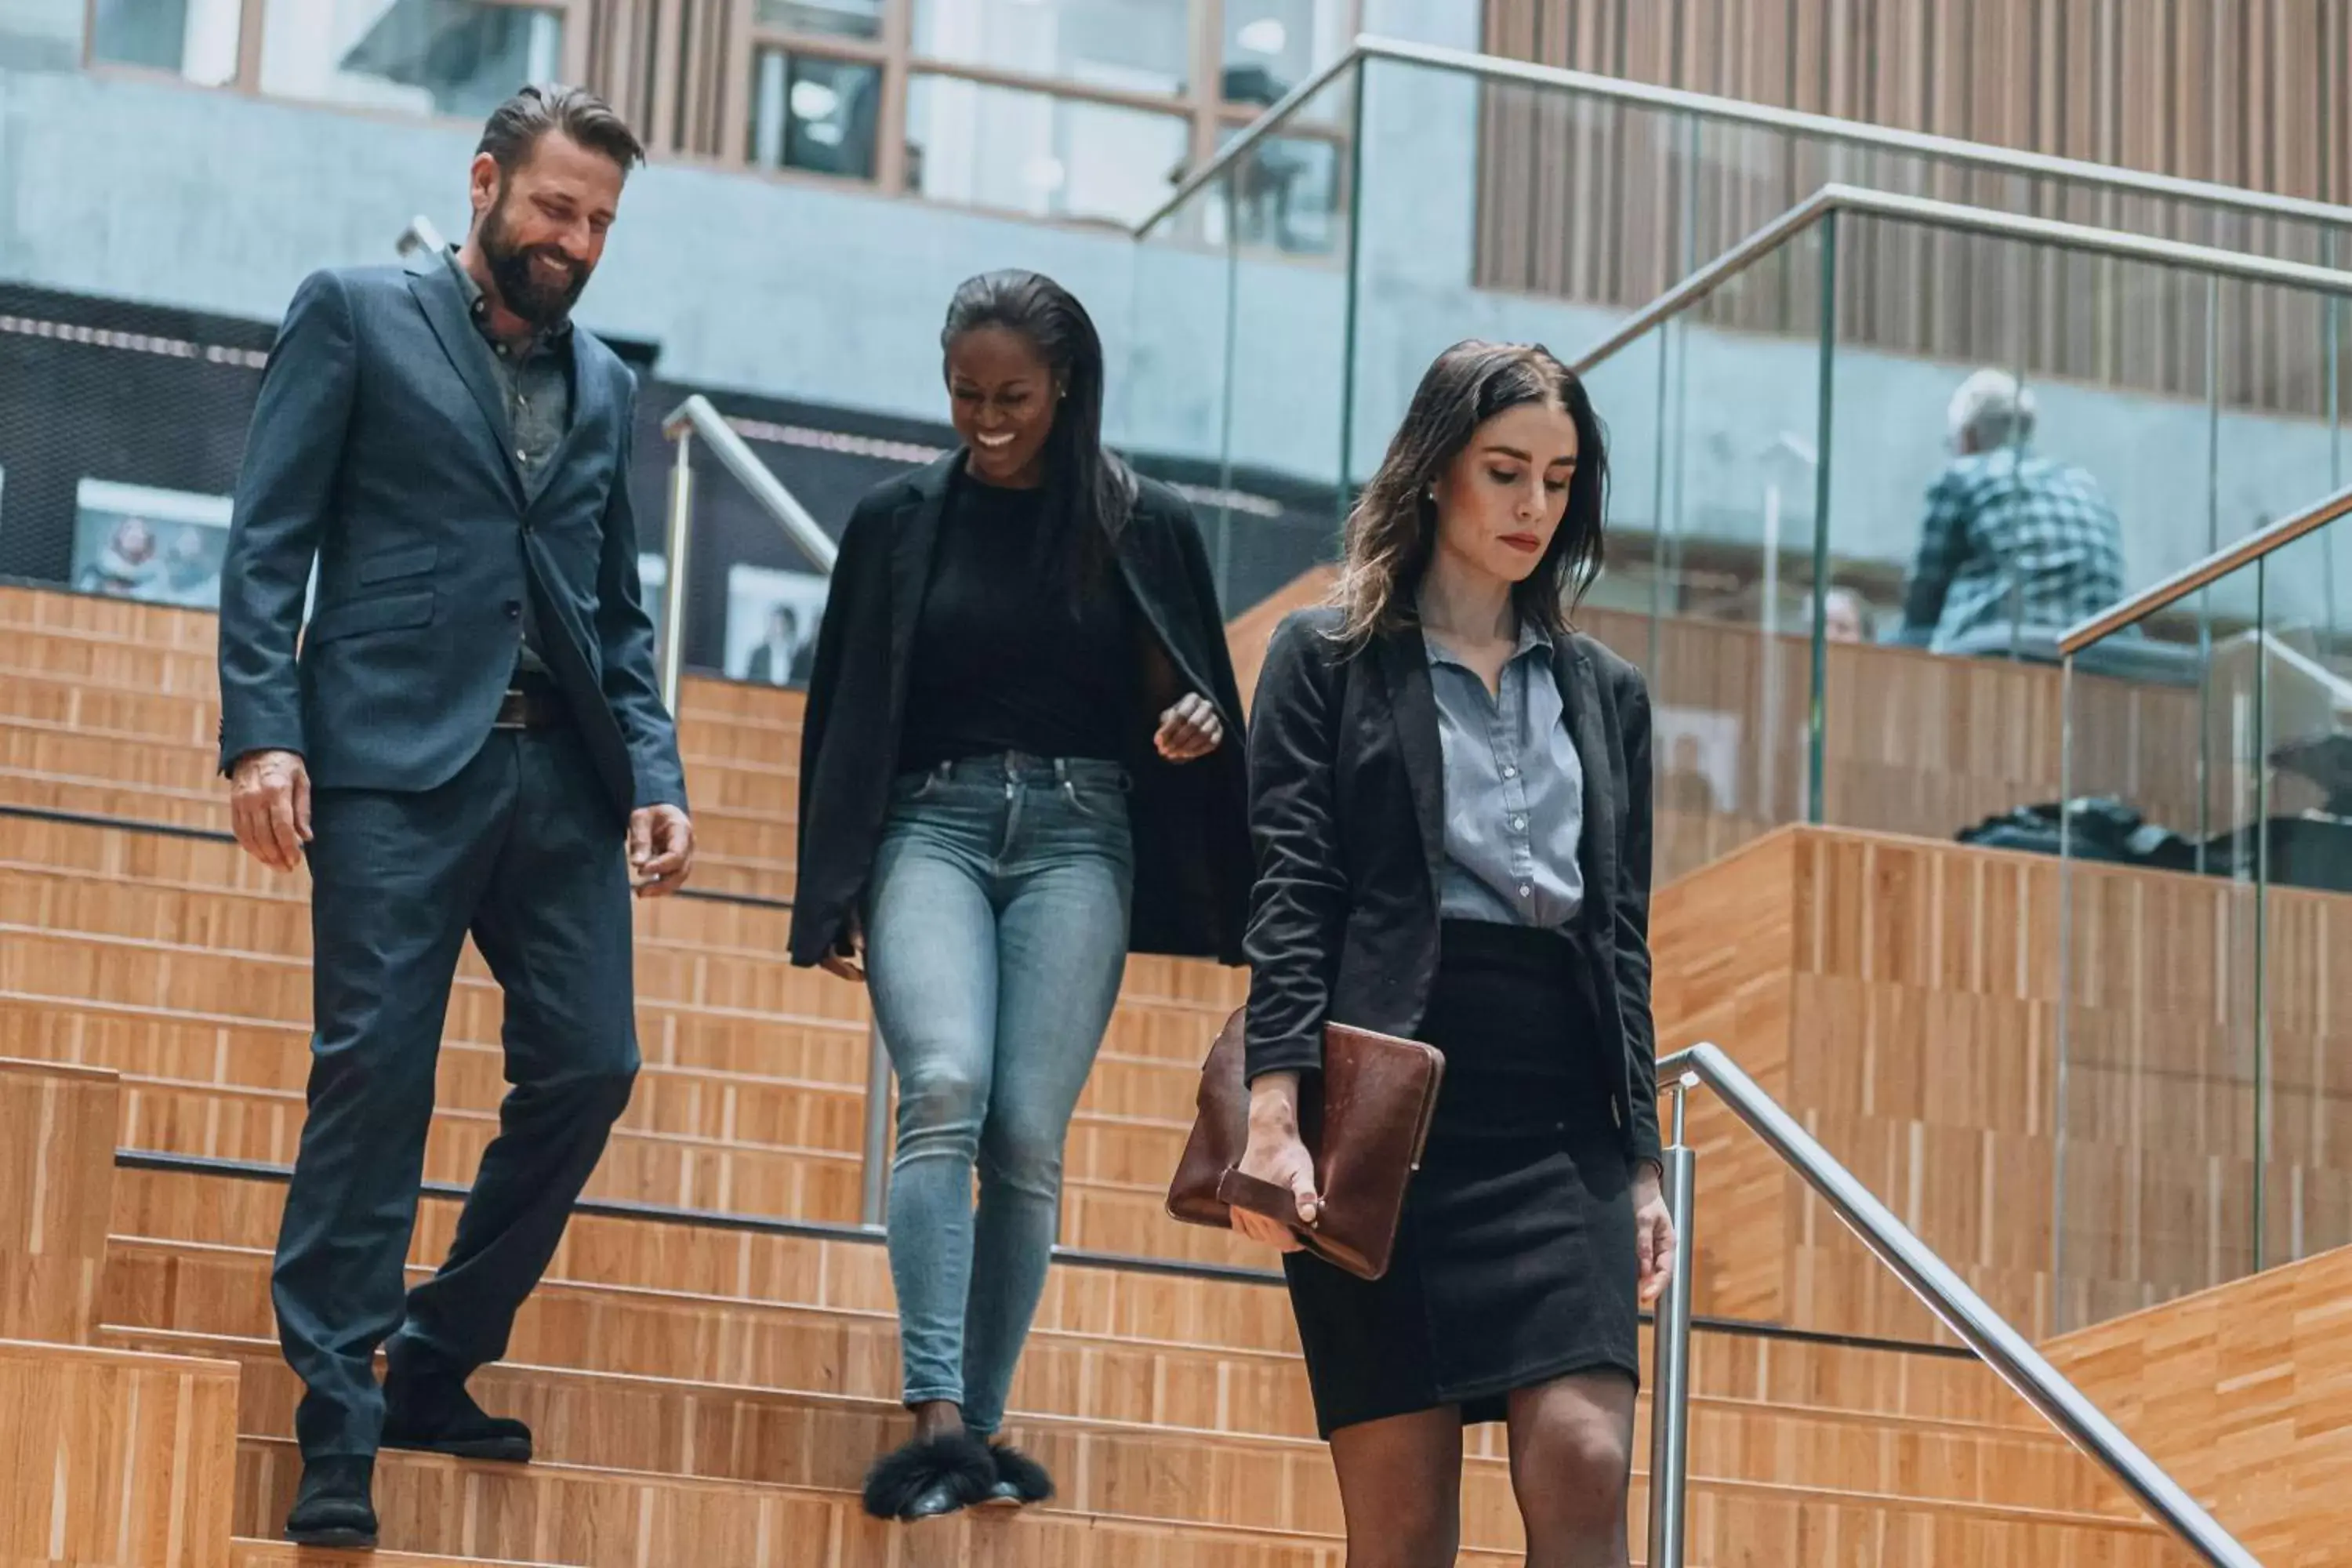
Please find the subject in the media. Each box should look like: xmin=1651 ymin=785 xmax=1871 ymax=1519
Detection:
xmin=1330 ymin=340 xmax=1608 ymax=648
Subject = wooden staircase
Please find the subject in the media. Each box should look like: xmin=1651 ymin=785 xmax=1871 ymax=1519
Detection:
xmin=0 ymin=583 xmax=2230 ymax=1564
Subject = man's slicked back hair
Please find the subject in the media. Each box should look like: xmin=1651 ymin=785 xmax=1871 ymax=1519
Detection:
xmin=477 ymin=83 xmax=644 ymax=175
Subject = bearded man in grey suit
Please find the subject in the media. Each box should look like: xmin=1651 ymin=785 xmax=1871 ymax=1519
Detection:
xmin=216 ymin=84 xmax=695 ymax=1550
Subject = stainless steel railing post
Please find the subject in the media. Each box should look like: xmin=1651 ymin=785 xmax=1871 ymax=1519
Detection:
xmin=1646 ymin=1073 xmax=1698 ymax=1568
xmin=658 ymin=426 xmax=695 ymax=715
xmin=858 ymin=1022 xmax=891 ymax=1229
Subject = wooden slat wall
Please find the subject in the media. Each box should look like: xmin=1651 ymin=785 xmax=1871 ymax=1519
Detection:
xmin=579 ymin=0 xmax=746 ymax=161
xmin=1477 ymin=0 xmax=2352 ymax=416
xmin=2045 ymin=1240 xmax=2352 ymax=1566
xmin=0 ymin=1057 xmax=119 ymax=1344
xmin=0 ymin=1340 xmax=239 ymax=1568
xmin=1653 ymin=824 xmax=2352 ymax=1342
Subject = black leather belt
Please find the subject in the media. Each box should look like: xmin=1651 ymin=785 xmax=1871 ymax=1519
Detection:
xmin=492 ymin=678 xmax=569 ymax=730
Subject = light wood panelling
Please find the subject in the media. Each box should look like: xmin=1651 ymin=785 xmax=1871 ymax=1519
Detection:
xmin=1579 ymin=606 xmax=2204 ymax=886
xmin=236 ymin=1437 xmax=1534 ymax=1568
xmin=1650 ymin=823 xmax=2352 ymax=1341
xmin=2045 ymin=1243 xmax=2352 ymax=1566
xmin=129 ymin=1326 xmax=2143 ymax=1532
xmin=1477 ymin=0 xmax=2352 ymax=418
xmin=102 ymin=1233 xmax=2062 ymax=1450
xmin=226 ymin=1432 xmax=2189 ymax=1568
xmin=0 ymin=1057 xmax=118 ymax=1342
xmin=0 ymin=1338 xmax=238 ymax=1568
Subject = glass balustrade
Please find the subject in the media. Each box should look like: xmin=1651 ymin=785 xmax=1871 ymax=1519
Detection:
xmin=1129 ymin=49 xmax=2352 ymax=864
xmin=2057 ymin=480 xmax=2352 ymax=1332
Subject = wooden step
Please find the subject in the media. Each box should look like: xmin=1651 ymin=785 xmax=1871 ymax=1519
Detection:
xmin=0 ymin=830 xmax=1247 ymax=1012
xmin=136 ymin=1329 xmax=2145 ymax=1537
xmin=0 ymin=663 xmax=802 ymax=753
xmin=234 ymin=1438 xmax=1534 ymax=1568
xmin=0 ymin=992 xmax=1205 ymax=1130
xmin=223 ymin=1426 xmax=2189 ymax=1567
xmin=0 ymin=630 xmax=219 ymax=695
xmin=0 ymin=859 xmax=1244 ymax=1015
xmin=104 ymin=1235 xmax=2107 ymax=1493
xmin=234 ymin=1544 xmax=572 ymax=1568
xmin=0 ymin=920 xmax=1236 ymax=1067
xmin=109 ymin=1163 xmax=2058 ymax=1444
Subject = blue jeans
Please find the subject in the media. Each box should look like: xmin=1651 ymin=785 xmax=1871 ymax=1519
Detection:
xmin=864 ymin=753 xmax=1134 ymax=1434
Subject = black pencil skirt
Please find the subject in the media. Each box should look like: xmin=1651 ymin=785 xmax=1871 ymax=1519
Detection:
xmin=1283 ymin=919 xmax=1642 ymax=1437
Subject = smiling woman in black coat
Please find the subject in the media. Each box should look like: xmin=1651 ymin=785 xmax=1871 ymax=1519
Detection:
xmin=787 ymin=270 xmax=1251 ymax=1524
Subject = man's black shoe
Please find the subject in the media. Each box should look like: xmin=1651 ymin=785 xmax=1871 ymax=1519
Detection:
xmin=382 ymin=1369 xmax=534 ymax=1463
xmin=285 ymin=1454 xmax=378 ymax=1550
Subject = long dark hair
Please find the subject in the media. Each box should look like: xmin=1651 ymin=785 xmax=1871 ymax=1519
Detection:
xmin=1333 ymin=339 xmax=1608 ymax=648
xmin=940 ymin=270 xmax=1132 ymax=604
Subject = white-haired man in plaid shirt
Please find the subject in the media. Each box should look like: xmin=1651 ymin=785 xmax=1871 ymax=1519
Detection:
xmin=1892 ymin=369 xmax=2127 ymax=655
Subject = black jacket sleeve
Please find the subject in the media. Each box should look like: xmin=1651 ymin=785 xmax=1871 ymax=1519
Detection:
xmin=1241 ymin=612 xmax=1351 ymax=1081
xmin=217 ymin=267 xmax=356 ymax=771
xmin=590 ymin=368 xmax=688 ymax=812
xmin=1164 ymin=495 xmax=1246 ymax=731
xmin=1610 ymin=663 xmax=1663 ymax=1167
xmin=794 ymin=493 xmax=884 ymax=953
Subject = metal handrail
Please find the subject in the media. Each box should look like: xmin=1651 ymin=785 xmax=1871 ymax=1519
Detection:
xmin=1645 ymin=1043 xmax=2259 ymax=1568
xmin=2058 ymin=479 xmax=2352 ymax=654
xmin=654 ymin=397 xmax=882 ymax=1218
xmin=1570 ymin=183 xmax=2352 ymax=378
xmin=654 ymin=394 xmax=837 ymax=711
xmin=1140 ymin=32 xmax=2352 ymax=239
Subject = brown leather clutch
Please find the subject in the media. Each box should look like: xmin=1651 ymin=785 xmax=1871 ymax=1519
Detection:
xmin=1165 ymin=1009 xmax=1446 ymax=1280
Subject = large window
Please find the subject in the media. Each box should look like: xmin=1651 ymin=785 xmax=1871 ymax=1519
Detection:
xmin=87 ymin=0 xmax=241 ymax=85
xmin=76 ymin=0 xmax=1353 ymax=251
xmin=260 ymin=0 xmax=563 ymax=118
xmin=749 ymin=0 xmax=1354 ymax=247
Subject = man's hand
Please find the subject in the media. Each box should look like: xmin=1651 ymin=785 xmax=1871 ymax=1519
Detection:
xmin=228 ymin=749 xmax=312 ymax=872
xmin=628 ymin=804 xmax=695 ymax=897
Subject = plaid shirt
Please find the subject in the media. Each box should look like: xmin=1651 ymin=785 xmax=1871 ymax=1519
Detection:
xmin=1894 ymin=448 xmax=2126 ymax=652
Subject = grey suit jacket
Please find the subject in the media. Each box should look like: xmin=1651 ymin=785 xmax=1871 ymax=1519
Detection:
xmin=216 ymin=253 xmax=687 ymax=819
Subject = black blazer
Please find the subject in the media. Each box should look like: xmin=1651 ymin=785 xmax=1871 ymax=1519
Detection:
xmin=1241 ymin=607 xmax=1661 ymax=1167
xmin=787 ymin=452 xmax=1253 ymax=967
xmin=217 ymin=255 xmax=685 ymax=820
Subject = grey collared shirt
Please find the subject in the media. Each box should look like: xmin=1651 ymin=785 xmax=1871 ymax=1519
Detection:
xmin=1425 ymin=619 xmax=1586 ymax=930
xmin=445 ymin=248 xmax=574 ymax=677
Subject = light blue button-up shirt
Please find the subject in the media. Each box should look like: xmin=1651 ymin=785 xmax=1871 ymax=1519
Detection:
xmin=1425 ymin=619 xmax=1586 ymax=930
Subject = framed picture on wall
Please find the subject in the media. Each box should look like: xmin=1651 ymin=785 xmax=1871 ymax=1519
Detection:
xmin=724 ymin=562 xmax=828 ymax=688
xmin=72 ymin=478 xmax=232 ymax=609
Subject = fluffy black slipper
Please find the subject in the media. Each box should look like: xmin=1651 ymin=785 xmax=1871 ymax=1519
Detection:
xmin=861 ymin=1431 xmax=996 ymax=1522
xmin=984 ymin=1440 xmax=1055 ymax=1507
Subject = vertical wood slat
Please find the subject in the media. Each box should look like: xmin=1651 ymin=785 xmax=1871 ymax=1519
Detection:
xmin=1472 ymin=0 xmax=2352 ymax=419
xmin=0 ymin=1340 xmax=239 ymax=1568
xmin=0 ymin=1057 xmax=118 ymax=1345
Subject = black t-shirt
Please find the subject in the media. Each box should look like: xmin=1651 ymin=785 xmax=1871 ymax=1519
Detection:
xmin=898 ymin=477 xmax=1138 ymax=770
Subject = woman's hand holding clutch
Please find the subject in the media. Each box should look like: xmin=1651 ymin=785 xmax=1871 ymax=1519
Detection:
xmin=1230 ymin=1071 xmax=1322 ymax=1252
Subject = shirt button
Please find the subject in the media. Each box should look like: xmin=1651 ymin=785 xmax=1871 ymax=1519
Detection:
xmin=503 ymin=601 xmax=522 ymax=619
xmin=1519 ymin=884 xmax=1532 ymax=898
xmin=1502 ymin=765 xmax=1517 ymax=779
xmin=1510 ymin=815 xmax=1526 ymax=831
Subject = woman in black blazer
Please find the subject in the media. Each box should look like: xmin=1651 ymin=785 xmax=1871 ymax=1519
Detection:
xmin=1232 ymin=341 xmax=1675 ymax=1568
xmin=789 ymin=270 xmax=1252 ymax=1522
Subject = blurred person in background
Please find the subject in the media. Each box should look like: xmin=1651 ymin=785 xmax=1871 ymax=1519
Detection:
xmin=1806 ymin=586 xmax=1867 ymax=644
xmin=790 ymin=269 xmax=1252 ymax=1523
xmin=744 ymin=601 xmax=813 ymax=686
xmin=1891 ymin=368 xmax=2125 ymax=655
xmin=216 ymin=84 xmax=691 ymax=1551
xmin=78 ymin=514 xmax=159 ymax=597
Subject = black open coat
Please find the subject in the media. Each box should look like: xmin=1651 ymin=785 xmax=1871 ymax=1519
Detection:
xmin=787 ymin=452 xmax=1252 ymax=968
xmin=1240 ymin=607 xmax=1662 ymax=1167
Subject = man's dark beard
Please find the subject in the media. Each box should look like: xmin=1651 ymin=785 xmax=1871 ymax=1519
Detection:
xmin=479 ymin=197 xmax=588 ymax=329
